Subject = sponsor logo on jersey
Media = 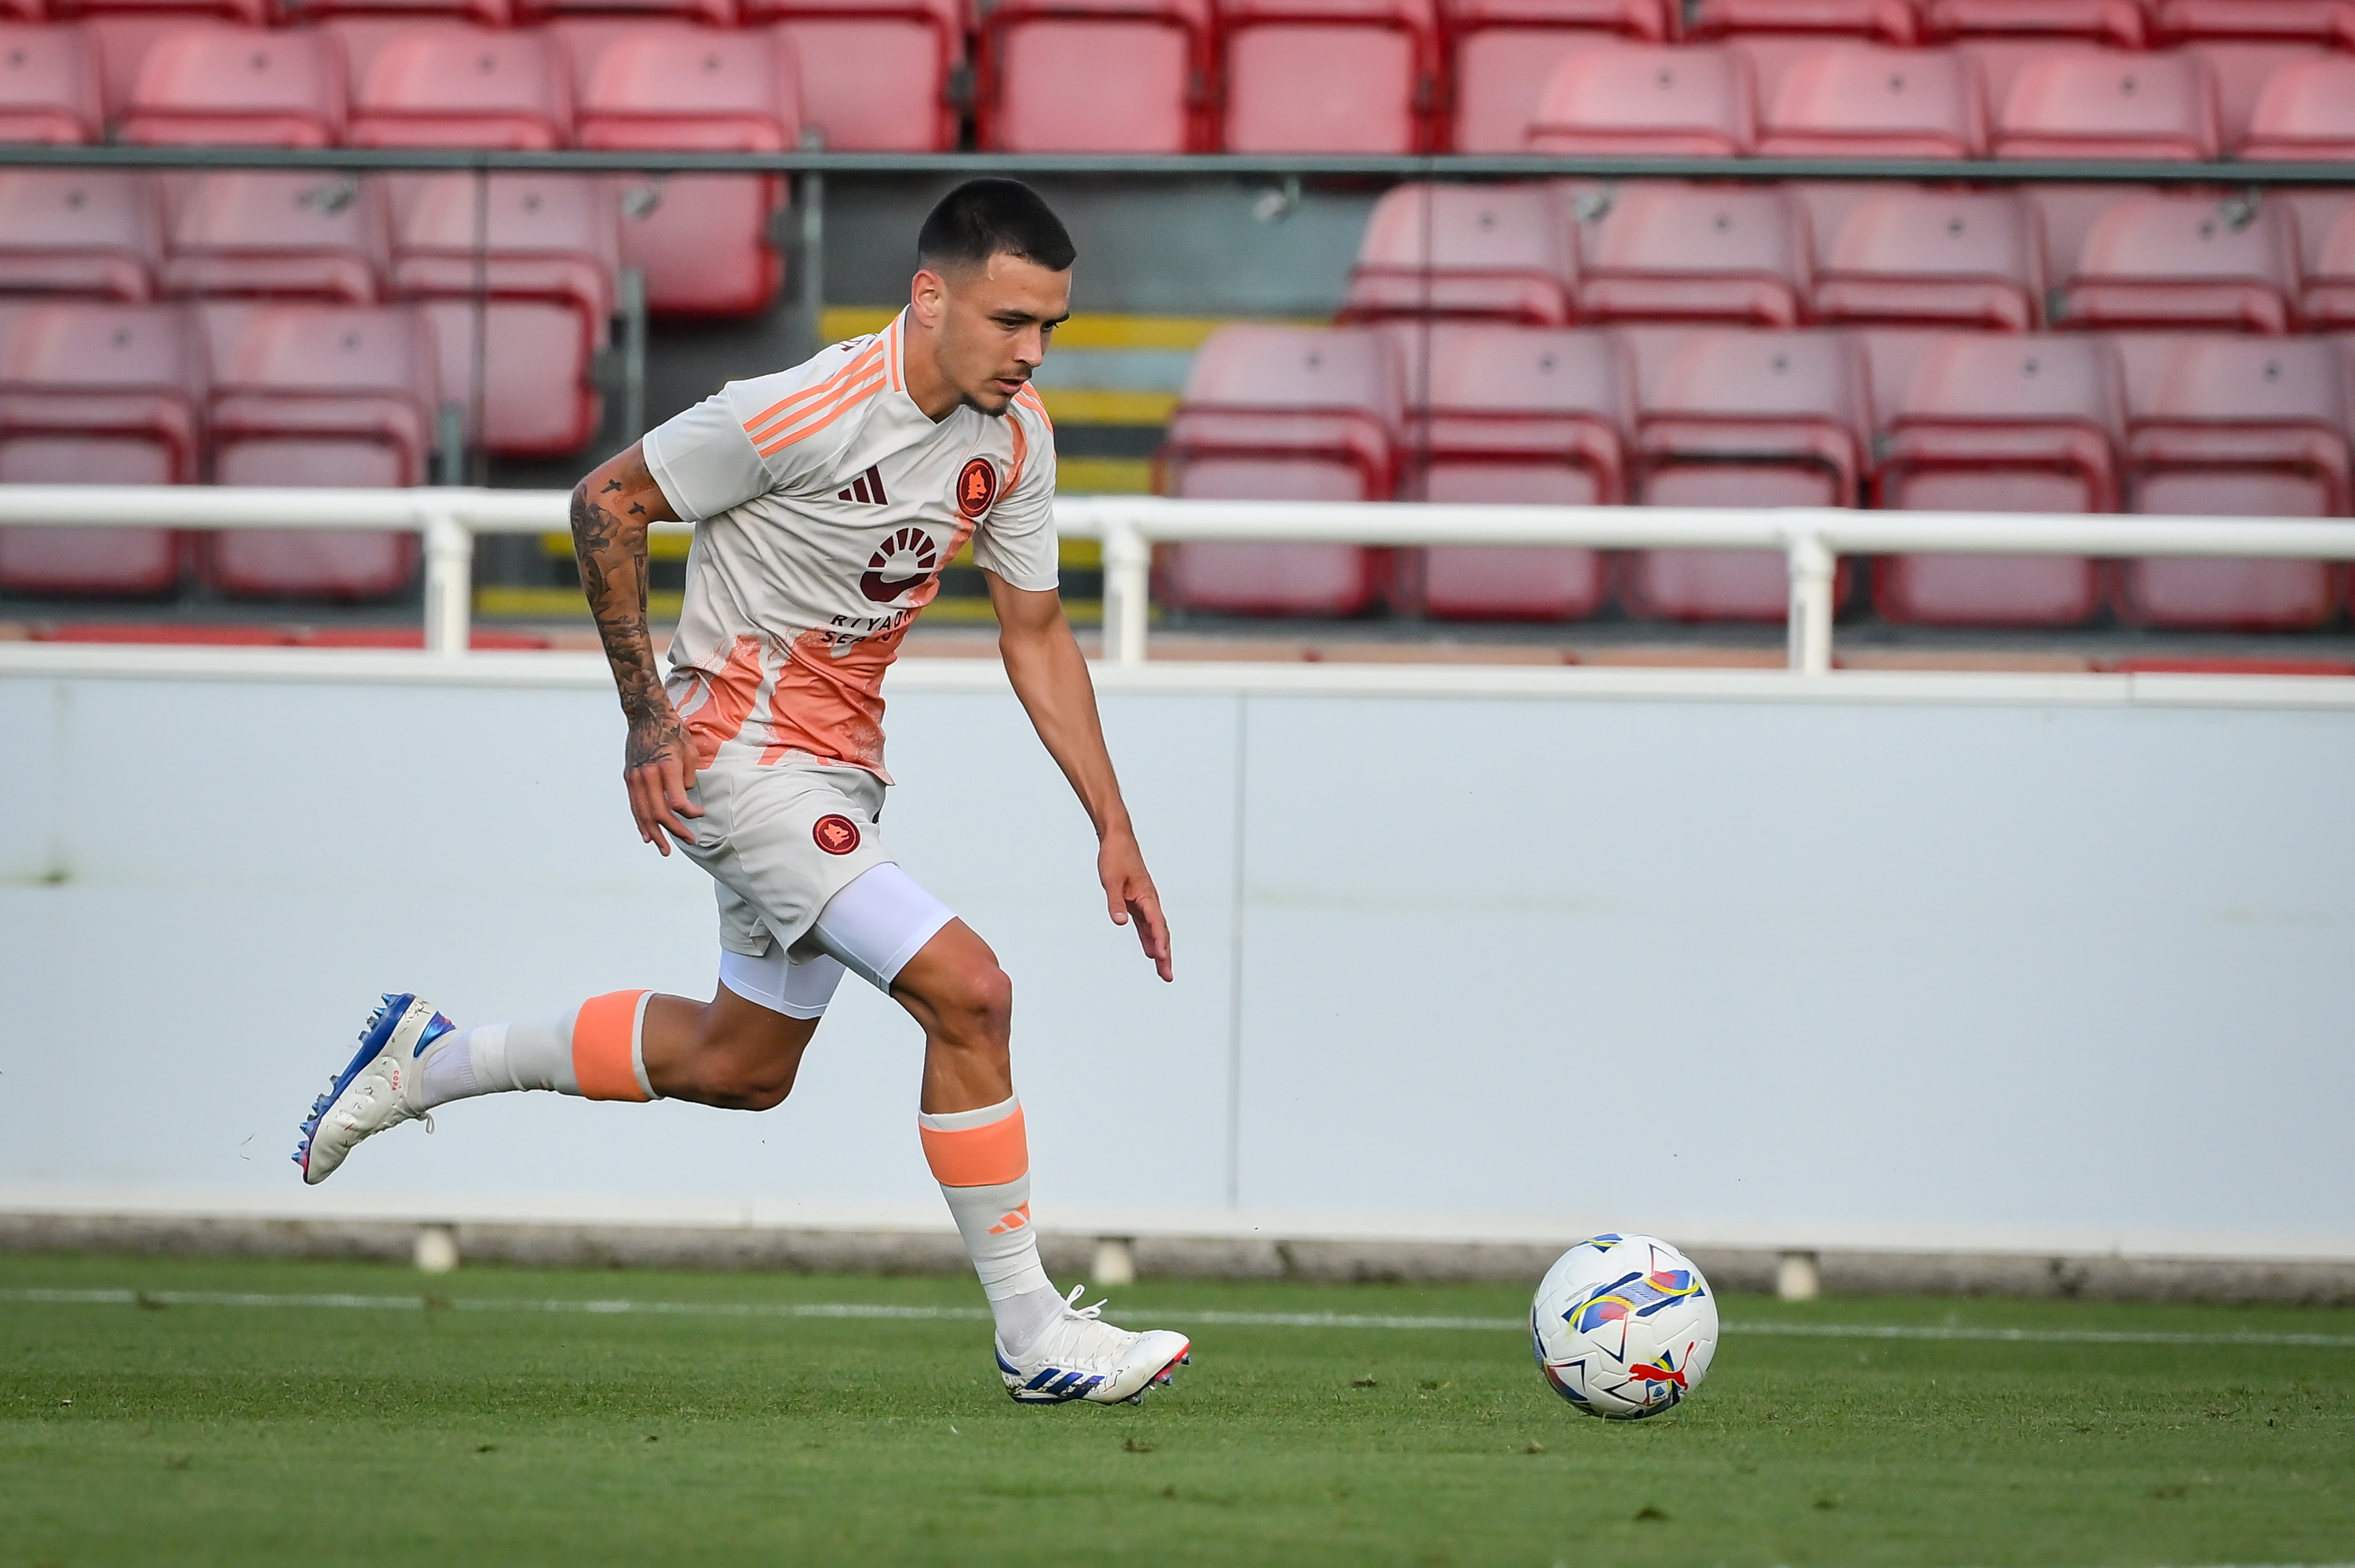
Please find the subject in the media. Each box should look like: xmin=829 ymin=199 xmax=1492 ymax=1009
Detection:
xmin=955 ymin=457 xmax=998 ymax=519
xmin=812 ymin=815 xmax=861 ymax=855
xmin=859 ymin=524 xmax=939 ymax=603
xmin=835 ymin=465 xmax=890 ymax=505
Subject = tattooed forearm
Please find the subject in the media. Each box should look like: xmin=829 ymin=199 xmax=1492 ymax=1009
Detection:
xmin=570 ymin=479 xmax=665 ymax=730
xmin=570 ymin=443 xmax=690 ymax=778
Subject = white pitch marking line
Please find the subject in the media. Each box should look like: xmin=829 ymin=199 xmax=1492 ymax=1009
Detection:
xmin=3 ymin=1289 xmax=2352 ymax=1348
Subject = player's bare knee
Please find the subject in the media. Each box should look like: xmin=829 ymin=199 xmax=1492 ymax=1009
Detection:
xmin=697 ymin=1052 xmax=798 ymax=1111
xmin=934 ymin=960 xmax=1013 ymax=1049
xmin=685 ymin=1004 xmax=803 ymax=1110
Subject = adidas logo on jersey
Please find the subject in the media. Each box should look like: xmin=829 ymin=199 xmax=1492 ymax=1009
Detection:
xmin=837 ymin=465 xmax=889 ymax=505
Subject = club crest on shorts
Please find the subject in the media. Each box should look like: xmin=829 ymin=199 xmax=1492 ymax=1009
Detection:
xmin=812 ymin=815 xmax=861 ymax=856
xmin=955 ymin=457 xmax=998 ymax=519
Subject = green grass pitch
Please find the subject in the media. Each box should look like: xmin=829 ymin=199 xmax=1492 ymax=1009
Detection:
xmin=4 ymin=1253 xmax=2353 ymax=1566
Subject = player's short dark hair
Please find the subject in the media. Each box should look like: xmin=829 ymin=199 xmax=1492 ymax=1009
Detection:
xmin=917 ymin=179 xmax=1076 ymax=275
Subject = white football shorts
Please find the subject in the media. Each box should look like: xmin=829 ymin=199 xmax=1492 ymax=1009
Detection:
xmin=681 ymin=749 xmax=956 ymax=1020
xmin=718 ymin=862 xmax=956 ymax=1019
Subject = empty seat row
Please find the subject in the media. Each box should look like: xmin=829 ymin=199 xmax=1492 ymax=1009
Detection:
xmin=0 ymin=297 xmax=447 ymax=599
xmin=1343 ymin=182 xmax=2355 ymax=337
xmin=1159 ymin=322 xmax=2355 ymax=631
xmin=0 ymin=169 xmax=608 ymax=451
xmin=0 ymin=11 xmax=945 ymax=151
xmin=1520 ymin=40 xmax=2355 ymax=161
xmin=7 ymin=5 xmax=2350 ymax=154
xmin=0 ymin=19 xmax=797 ymax=312
xmin=11 ymin=0 xmax=2354 ymax=48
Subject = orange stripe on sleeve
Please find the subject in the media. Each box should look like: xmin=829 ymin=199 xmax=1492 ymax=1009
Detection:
xmin=742 ymin=344 xmax=884 ymax=440
xmin=1006 ymin=414 xmax=1029 ymax=497
xmin=755 ymin=374 xmax=885 ymax=456
xmin=573 ymin=989 xmax=652 ymax=1102
xmin=747 ymin=359 xmax=885 ymax=448
xmin=920 ymin=1103 xmax=1029 ymax=1187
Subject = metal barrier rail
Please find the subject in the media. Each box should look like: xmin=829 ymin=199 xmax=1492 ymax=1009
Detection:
xmin=11 ymin=484 xmax=2355 ymax=673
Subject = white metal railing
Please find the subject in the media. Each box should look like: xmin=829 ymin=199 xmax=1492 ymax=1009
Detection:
xmin=9 ymin=485 xmax=2355 ymax=674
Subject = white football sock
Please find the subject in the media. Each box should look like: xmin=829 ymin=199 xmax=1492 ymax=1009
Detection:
xmin=418 ymin=1016 xmax=576 ymax=1107
xmin=920 ymin=1096 xmax=1059 ymax=1351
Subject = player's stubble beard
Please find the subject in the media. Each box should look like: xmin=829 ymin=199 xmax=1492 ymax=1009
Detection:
xmin=941 ymin=271 xmax=1061 ymax=418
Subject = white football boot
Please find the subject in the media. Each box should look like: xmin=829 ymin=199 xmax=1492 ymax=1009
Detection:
xmin=995 ymin=1285 xmax=1192 ymax=1406
xmin=294 ymin=993 xmax=456 ymax=1186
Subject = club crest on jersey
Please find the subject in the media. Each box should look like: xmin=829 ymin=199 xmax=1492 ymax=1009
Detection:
xmin=955 ymin=457 xmax=998 ymax=519
xmin=812 ymin=815 xmax=860 ymax=855
xmin=860 ymin=525 xmax=939 ymax=603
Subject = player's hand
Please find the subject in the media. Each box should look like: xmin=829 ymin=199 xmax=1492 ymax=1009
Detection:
xmin=623 ymin=705 xmax=702 ymax=855
xmin=1099 ymin=826 xmax=1172 ymax=983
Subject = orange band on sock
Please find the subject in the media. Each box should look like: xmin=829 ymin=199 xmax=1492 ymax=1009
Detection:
xmin=920 ymin=1104 xmax=1028 ymax=1187
xmin=573 ymin=990 xmax=652 ymax=1102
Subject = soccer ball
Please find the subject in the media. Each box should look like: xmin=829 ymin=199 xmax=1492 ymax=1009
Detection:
xmin=1531 ymin=1234 xmax=1718 ymax=1420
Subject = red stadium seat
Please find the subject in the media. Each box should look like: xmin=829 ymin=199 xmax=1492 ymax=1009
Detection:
xmin=343 ymin=24 xmax=570 ymax=148
xmin=276 ymin=0 xmax=512 ymax=24
xmin=1159 ymin=324 xmax=1400 ymax=616
xmin=1627 ymin=329 xmax=1864 ymax=622
xmin=566 ymin=20 xmax=797 ymax=148
xmin=47 ymin=0 xmax=272 ymax=26
xmin=0 ymin=169 xmax=161 ymax=300
xmin=200 ymin=302 xmax=436 ymax=599
xmin=80 ymin=15 xmax=195 ymax=120
xmin=514 ymin=0 xmax=732 ymax=22
xmin=0 ymin=22 xmax=104 ymax=142
xmin=1991 ymin=49 xmax=2220 ymax=161
xmin=741 ymin=0 xmax=962 ymax=151
xmin=977 ymin=0 xmax=1214 ymax=152
xmin=388 ymin=172 xmax=611 ymax=455
xmin=1442 ymin=0 xmax=1671 ymax=154
xmin=1218 ymin=0 xmax=1442 ymax=153
xmin=2114 ymin=334 xmax=2346 ymax=630
xmin=1528 ymin=41 xmax=1752 ymax=154
xmin=2156 ymin=0 xmax=2354 ymax=44
xmin=567 ymin=22 xmax=798 ymax=315
xmin=1575 ymin=182 xmax=1809 ymax=327
xmin=1754 ymin=43 xmax=1983 ymax=158
xmin=1923 ymin=0 xmax=2148 ymax=46
xmin=116 ymin=24 xmax=345 ymax=146
xmin=158 ymin=170 xmax=390 ymax=303
xmin=0 ymin=301 xmax=199 ymax=596
xmin=1404 ymin=325 xmax=1626 ymax=621
xmin=1872 ymin=334 xmax=2121 ymax=626
xmin=1687 ymin=0 xmax=1919 ymax=39
xmin=2052 ymin=191 xmax=2300 ymax=334
xmin=2299 ymin=198 xmax=2355 ymax=327
xmin=1338 ymin=182 xmax=1579 ymax=326
xmin=1811 ymin=188 xmax=2043 ymax=331
xmin=2184 ymin=40 xmax=2325 ymax=150
xmin=2239 ymin=56 xmax=2355 ymax=158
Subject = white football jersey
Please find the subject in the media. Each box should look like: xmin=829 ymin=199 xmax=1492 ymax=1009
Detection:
xmin=641 ymin=310 xmax=1058 ymax=782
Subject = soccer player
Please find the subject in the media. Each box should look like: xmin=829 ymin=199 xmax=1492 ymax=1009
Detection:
xmin=293 ymin=179 xmax=1191 ymax=1407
